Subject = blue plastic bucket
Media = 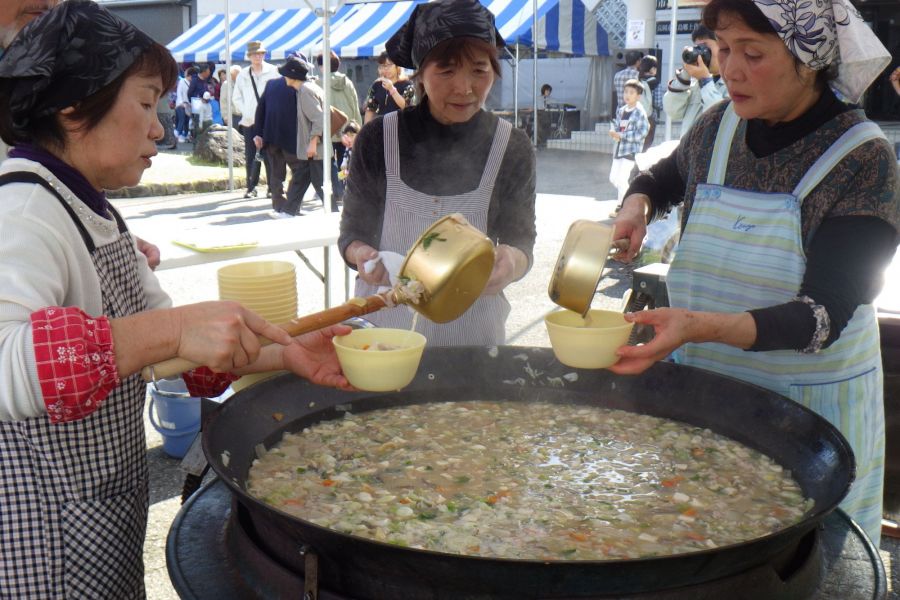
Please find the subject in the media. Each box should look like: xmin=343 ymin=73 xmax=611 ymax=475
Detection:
xmin=148 ymin=378 xmax=201 ymax=459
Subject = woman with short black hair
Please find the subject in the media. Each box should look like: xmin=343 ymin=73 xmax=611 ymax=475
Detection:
xmin=0 ymin=3 xmax=350 ymax=594
xmin=340 ymin=0 xmax=536 ymax=346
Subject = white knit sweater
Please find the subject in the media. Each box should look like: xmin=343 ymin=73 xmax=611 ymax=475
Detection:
xmin=0 ymin=158 xmax=171 ymax=420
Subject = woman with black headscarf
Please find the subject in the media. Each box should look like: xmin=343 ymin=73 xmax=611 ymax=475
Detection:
xmin=0 ymin=2 xmax=350 ymax=595
xmin=339 ymin=0 xmax=537 ymax=346
xmin=610 ymin=0 xmax=898 ymax=545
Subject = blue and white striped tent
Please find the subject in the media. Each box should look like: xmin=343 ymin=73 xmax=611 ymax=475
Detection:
xmin=166 ymin=6 xmax=356 ymax=63
xmin=315 ymin=0 xmax=608 ymax=58
xmin=167 ymin=0 xmax=608 ymax=63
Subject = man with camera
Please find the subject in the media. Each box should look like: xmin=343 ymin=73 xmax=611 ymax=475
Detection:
xmin=663 ymin=24 xmax=728 ymax=136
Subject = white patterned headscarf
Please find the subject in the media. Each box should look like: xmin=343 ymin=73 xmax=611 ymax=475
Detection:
xmin=751 ymin=0 xmax=890 ymax=104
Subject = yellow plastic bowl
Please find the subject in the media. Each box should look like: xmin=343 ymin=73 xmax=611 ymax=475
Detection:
xmin=217 ymin=260 xmax=295 ymax=280
xmin=544 ymin=309 xmax=633 ymax=369
xmin=218 ymin=283 xmax=297 ymax=296
xmin=333 ymin=328 xmax=427 ymax=392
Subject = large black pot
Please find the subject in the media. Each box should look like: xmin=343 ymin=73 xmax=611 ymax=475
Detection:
xmin=203 ymin=346 xmax=854 ymax=599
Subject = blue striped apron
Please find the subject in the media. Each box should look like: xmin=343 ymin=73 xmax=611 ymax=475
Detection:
xmin=354 ymin=111 xmax=512 ymax=346
xmin=666 ymin=104 xmax=886 ymax=545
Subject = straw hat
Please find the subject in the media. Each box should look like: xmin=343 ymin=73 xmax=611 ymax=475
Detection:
xmin=246 ymin=40 xmax=267 ymax=55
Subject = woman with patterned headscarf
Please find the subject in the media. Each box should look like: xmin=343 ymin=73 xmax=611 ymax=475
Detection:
xmin=339 ymin=0 xmax=536 ymax=346
xmin=608 ymin=0 xmax=898 ymax=545
xmin=0 ymin=2 xmax=351 ymax=595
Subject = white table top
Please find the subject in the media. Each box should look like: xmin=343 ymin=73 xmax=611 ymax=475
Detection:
xmin=129 ymin=212 xmax=342 ymax=271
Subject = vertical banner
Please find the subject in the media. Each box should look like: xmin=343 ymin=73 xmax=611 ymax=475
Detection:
xmin=626 ymin=19 xmax=646 ymax=47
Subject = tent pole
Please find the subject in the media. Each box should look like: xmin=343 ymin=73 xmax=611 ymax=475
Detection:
xmin=664 ymin=0 xmax=678 ymax=142
xmin=307 ymin=0 xmax=334 ymax=214
xmin=532 ymin=0 xmax=538 ymax=147
xmin=512 ymin=45 xmax=519 ymax=127
xmin=225 ymin=0 xmax=234 ymax=192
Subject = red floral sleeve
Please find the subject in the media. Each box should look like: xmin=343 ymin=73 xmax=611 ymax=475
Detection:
xmin=31 ymin=306 xmax=119 ymax=424
xmin=182 ymin=367 xmax=239 ymax=399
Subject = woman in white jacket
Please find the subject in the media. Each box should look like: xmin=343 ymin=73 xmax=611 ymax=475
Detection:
xmin=0 ymin=4 xmax=349 ymax=596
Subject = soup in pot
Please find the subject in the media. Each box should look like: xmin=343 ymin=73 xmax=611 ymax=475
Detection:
xmin=248 ymin=401 xmax=811 ymax=560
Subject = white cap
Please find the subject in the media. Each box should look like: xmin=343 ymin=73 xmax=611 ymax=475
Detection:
xmin=202 ymin=91 xmax=211 ymax=100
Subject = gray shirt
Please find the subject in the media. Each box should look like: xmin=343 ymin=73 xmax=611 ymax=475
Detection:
xmin=296 ymin=81 xmax=325 ymax=160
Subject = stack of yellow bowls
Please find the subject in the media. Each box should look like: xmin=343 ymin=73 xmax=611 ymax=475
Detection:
xmin=217 ymin=261 xmax=298 ymax=325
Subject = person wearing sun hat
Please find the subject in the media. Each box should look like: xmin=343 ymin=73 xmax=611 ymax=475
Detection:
xmin=233 ymin=39 xmax=280 ymax=199
xmin=338 ymin=0 xmax=536 ymax=346
xmin=263 ymin=52 xmax=328 ymax=217
xmin=610 ymin=0 xmax=898 ymax=546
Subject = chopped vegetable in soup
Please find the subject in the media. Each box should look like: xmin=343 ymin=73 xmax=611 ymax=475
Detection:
xmin=360 ymin=342 xmax=401 ymax=351
xmin=247 ymin=402 xmax=811 ymax=560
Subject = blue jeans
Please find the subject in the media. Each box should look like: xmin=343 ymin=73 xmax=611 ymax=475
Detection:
xmin=175 ymin=106 xmax=189 ymax=137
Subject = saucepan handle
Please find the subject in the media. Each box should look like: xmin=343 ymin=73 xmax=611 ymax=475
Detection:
xmin=610 ymin=238 xmax=630 ymax=253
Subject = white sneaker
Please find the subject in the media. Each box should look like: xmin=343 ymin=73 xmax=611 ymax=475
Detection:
xmin=269 ymin=210 xmax=294 ymax=219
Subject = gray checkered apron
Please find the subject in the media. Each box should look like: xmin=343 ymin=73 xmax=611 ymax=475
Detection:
xmin=0 ymin=173 xmax=149 ymax=599
xmin=354 ymin=112 xmax=512 ymax=346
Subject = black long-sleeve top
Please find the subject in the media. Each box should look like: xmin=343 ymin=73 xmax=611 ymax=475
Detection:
xmin=338 ymin=100 xmax=537 ymax=270
xmin=628 ymin=89 xmax=900 ymax=351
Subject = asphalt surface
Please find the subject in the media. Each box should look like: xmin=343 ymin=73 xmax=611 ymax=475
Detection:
xmin=111 ymin=148 xmax=897 ymax=599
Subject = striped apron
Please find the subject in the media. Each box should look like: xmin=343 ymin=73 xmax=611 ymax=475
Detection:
xmin=666 ymin=105 xmax=886 ymax=545
xmin=0 ymin=174 xmax=149 ymax=598
xmin=355 ymin=111 xmax=513 ymax=346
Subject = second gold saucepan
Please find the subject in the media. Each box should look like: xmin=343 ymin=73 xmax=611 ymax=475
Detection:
xmin=548 ymin=219 xmax=629 ymax=317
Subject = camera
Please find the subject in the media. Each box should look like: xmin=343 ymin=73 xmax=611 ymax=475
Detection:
xmin=682 ymin=44 xmax=712 ymax=68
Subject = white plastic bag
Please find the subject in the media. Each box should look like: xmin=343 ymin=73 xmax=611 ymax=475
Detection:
xmin=640 ymin=206 xmax=680 ymax=266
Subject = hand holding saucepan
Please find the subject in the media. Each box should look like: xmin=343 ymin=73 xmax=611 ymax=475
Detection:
xmin=350 ymin=242 xmax=390 ymax=286
xmin=611 ymin=193 xmax=650 ymax=263
xmin=174 ymin=301 xmax=293 ymax=373
xmin=482 ymin=244 xmax=518 ymax=295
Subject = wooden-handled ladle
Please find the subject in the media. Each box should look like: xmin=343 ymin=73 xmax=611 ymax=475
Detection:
xmin=141 ymin=214 xmax=495 ymax=382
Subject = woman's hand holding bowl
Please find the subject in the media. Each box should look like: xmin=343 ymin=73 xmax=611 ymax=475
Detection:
xmin=607 ymin=308 xmax=692 ymax=375
xmin=282 ymin=325 xmax=355 ymax=390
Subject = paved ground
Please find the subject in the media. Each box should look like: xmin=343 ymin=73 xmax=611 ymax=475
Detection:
xmin=111 ymin=147 xmax=897 ymax=599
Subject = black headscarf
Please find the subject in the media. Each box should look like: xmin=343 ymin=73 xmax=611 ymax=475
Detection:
xmin=386 ymin=0 xmax=505 ymax=70
xmin=0 ymin=0 xmax=154 ymax=136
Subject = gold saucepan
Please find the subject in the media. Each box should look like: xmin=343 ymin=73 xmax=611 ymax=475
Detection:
xmin=548 ymin=219 xmax=629 ymax=317
xmin=141 ymin=214 xmax=495 ymax=382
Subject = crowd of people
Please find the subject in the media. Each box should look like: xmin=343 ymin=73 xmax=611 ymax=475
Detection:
xmin=173 ymin=42 xmax=419 ymax=216
xmin=0 ymin=0 xmax=898 ymax=596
